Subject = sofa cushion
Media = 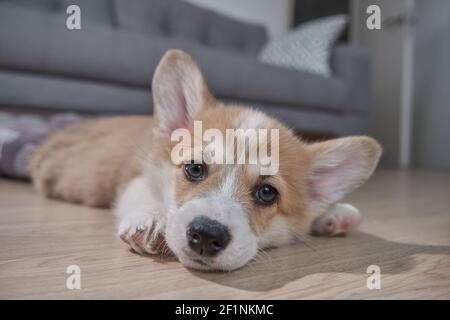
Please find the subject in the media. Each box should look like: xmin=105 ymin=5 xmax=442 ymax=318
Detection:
xmin=113 ymin=0 xmax=171 ymax=36
xmin=0 ymin=3 xmax=349 ymax=113
xmin=0 ymin=3 xmax=117 ymax=75
xmin=0 ymin=0 xmax=115 ymax=26
xmin=0 ymin=70 xmax=152 ymax=114
xmin=199 ymin=49 xmax=348 ymax=111
xmin=0 ymin=0 xmax=59 ymax=11
xmin=113 ymin=0 xmax=267 ymax=55
xmin=259 ymin=14 xmax=348 ymax=77
xmin=59 ymin=0 xmax=116 ymax=26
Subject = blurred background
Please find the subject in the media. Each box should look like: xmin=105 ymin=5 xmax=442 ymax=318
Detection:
xmin=0 ymin=0 xmax=449 ymax=180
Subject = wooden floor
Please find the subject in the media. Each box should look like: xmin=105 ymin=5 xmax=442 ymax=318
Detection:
xmin=0 ymin=170 xmax=449 ymax=299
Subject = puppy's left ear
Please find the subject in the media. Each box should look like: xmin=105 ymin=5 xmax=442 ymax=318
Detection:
xmin=307 ymin=136 xmax=382 ymax=211
xmin=152 ymin=49 xmax=214 ymax=135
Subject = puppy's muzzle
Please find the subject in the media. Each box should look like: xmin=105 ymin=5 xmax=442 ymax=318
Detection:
xmin=186 ymin=216 xmax=231 ymax=257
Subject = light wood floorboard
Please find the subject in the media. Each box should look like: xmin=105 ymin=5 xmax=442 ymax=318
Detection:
xmin=0 ymin=170 xmax=449 ymax=299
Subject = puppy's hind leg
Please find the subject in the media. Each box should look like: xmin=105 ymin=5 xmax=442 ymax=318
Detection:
xmin=311 ymin=203 xmax=362 ymax=236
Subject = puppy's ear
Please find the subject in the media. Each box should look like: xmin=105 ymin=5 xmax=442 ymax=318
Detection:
xmin=307 ymin=136 xmax=382 ymax=212
xmin=152 ymin=49 xmax=214 ymax=135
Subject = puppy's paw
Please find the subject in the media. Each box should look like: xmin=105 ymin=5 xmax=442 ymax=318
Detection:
xmin=311 ymin=203 xmax=362 ymax=236
xmin=118 ymin=213 xmax=169 ymax=255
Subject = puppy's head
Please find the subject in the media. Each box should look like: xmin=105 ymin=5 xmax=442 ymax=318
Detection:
xmin=151 ymin=50 xmax=382 ymax=271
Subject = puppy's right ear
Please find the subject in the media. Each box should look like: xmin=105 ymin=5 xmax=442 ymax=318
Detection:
xmin=152 ymin=49 xmax=214 ymax=135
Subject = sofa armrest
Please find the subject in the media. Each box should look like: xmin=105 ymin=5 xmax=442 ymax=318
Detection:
xmin=330 ymin=44 xmax=370 ymax=114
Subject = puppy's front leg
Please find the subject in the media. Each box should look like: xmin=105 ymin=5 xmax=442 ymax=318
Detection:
xmin=114 ymin=176 xmax=169 ymax=255
xmin=311 ymin=203 xmax=362 ymax=236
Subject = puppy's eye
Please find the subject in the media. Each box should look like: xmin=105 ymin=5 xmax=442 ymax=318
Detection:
xmin=255 ymin=184 xmax=278 ymax=205
xmin=184 ymin=161 xmax=206 ymax=182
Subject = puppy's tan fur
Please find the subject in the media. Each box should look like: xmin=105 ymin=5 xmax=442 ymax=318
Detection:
xmin=30 ymin=117 xmax=149 ymax=207
xmin=30 ymin=50 xmax=381 ymax=270
xmin=29 ymin=112 xmax=379 ymax=237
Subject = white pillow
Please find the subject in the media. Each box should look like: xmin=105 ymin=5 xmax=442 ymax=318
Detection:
xmin=258 ymin=14 xmax=348 ymax=77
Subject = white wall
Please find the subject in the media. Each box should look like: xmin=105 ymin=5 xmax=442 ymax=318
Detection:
xmin=412 ymin=0 xmax=450 ymax=169
xmin=186 ymin=0 xmax=293 ymax=38
xmin=351 ymin=0 xmax=410 ymax=167
xmin=352 ymin=0 xmax=450 ymax=169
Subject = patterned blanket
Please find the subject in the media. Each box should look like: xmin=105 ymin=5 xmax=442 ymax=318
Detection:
xmin=0 ymin=112 xmax=82 ymax=179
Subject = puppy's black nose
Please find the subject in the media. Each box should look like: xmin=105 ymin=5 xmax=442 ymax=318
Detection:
xmin=187 ymin=216 xmax=231 ymax=257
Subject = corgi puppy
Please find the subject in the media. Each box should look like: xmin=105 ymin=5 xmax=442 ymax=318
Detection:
xmin=30 ymin=50 xmax=382 ymax=271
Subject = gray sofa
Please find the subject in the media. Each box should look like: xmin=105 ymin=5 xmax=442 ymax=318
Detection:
xmin=0 ymin=0 xmax=370 ymax=135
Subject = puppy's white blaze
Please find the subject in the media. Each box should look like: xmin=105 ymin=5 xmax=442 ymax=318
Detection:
xmin=219 ymin=167 xmax=238 ymax=199
xmin=235 ymin=110 xmax=266 ymax=166
xmin=237 ymin=109 xmax=268 ymax=130
xmin=257 ymin=216 xmax=293 ymax=249
xmin=235 ymin=109 xmax=279 ymax=175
